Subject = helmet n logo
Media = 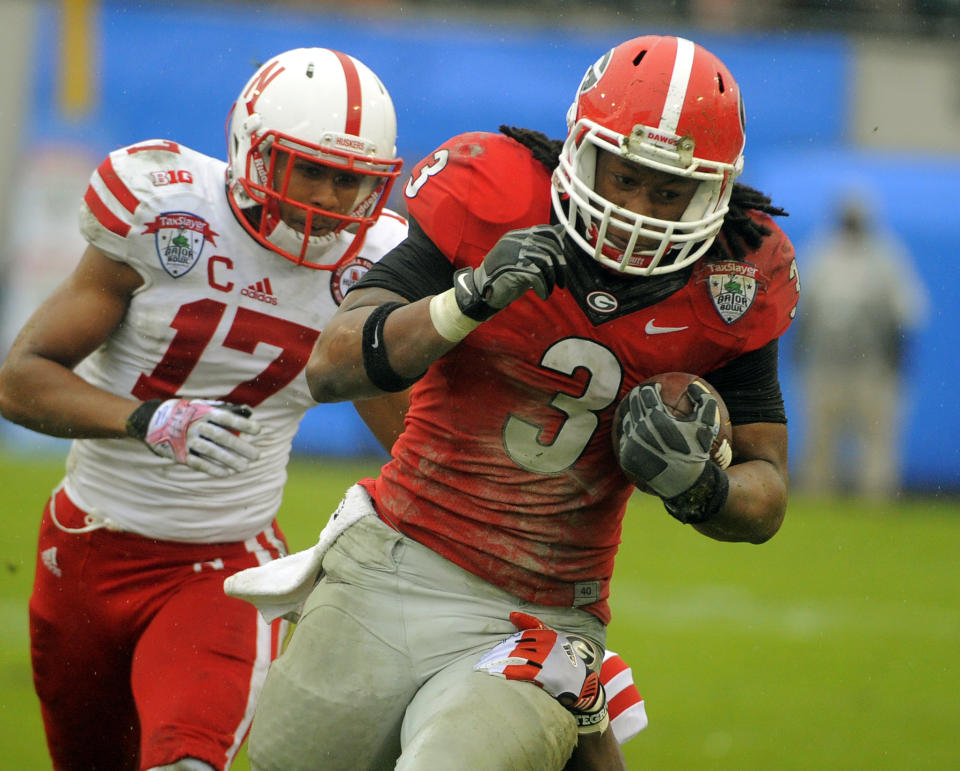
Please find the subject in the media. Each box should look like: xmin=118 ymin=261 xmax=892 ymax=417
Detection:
xmin=242 ymin=60 xmax=285 ymax=114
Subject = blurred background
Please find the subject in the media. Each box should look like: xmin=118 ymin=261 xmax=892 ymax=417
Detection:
xmin=0 ymin=0 xmax=958 ymax=495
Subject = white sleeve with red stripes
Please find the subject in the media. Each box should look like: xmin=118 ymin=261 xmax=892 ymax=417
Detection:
xmin=600 ymin=649 xmax=648 ymax=745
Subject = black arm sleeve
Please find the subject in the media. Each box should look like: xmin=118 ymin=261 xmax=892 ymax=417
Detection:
xmin=350 ymin=217 xmax=455 ymax=302
xmin=704 ymin=339 xmax=787 ymax=425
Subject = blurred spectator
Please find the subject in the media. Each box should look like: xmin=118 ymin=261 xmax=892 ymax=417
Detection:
xmin=793 ymin=192 xmax=929 ymax=499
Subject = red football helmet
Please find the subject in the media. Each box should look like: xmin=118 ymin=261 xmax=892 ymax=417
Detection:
xmin=552 ymin=36 xmax=746 ymax=276
xmin=226 ymin=48 xmax=402 ymax=269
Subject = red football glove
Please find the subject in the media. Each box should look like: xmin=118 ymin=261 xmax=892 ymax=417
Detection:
xmin=474 ymin=612 xmax=609 ymax=734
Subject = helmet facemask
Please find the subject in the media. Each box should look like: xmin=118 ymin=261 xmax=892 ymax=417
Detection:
xmin=552 ymin=118 xmax=741 ymax=276
xmin=237 ymin=130 xmax=400 ymax=267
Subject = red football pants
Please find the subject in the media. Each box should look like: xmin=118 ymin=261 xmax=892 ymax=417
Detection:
xmin=29 ymin=487 xmax=288 ymax=771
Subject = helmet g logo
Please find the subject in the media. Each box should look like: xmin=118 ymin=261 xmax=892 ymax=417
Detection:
xmin=567 ymin=49 xmax=614 ymax=129
xmin=576 ymin=49 xmax=613 ymax=97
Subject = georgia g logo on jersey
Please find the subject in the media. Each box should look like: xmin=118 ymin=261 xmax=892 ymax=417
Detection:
xmin=143 ymin=211 xmax=218 ymax=278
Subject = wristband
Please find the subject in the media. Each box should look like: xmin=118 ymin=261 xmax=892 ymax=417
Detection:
xmin=361 ymin=302 xmax=425 ymax=393
xmin=125 ymin=399 xmax=164 ymax=440
xmin=429 ymin=287 xmax=481 ymax=343
xmin=573 ymin=691 xmax=610 ymax=735
xmin=663 ymin=461 xmax=730 ymax=525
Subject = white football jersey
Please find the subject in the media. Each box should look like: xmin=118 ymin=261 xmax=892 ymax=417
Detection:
xmin=64 ymin=139 xmax=407 ymax=542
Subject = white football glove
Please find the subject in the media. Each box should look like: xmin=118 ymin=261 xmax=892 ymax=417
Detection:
xmin=127 ymin=398 xmax=261 ymax=477
xmin=474 ymin=612 xmax=608 ymax=735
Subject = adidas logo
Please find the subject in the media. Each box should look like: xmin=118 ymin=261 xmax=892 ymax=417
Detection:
xmin=41 ymin=546 xmax=62 ymax=577
xmin=241 ymin=277 xmax=278 ymax=305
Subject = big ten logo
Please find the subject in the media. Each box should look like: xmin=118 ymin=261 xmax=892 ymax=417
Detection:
xmin=207 ymin=255 xmax=234 ymax=292
xmin=150 ymin=169 xmax=194 ymax=186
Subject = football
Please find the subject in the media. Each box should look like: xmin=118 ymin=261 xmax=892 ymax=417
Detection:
xmin=612 ymin=372 xmax=733 ymax=491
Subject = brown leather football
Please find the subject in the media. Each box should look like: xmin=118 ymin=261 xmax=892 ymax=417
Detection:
xmin=612 ymin=372 xmax=733 ymax=492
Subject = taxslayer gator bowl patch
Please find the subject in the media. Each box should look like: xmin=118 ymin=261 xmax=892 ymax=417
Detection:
xmin=144 ymin=212 xmax=218 ymax=277
xmin=700 ymin=260 xmax=761 ymax=324
xmin=330 ymin=257 xmax=374 ymax=304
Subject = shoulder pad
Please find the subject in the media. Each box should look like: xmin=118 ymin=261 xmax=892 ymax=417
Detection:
xmin=692 ymin=213 xmax=799 ymax=347
xmin=751 ymin=212 xmax=800 ymax=337
xmin=402 ymin=132 xmax=552 ymax=262
xmin=741 ymin=214 xmax=799 ymax=341
xmin=79 ymin=140 xmax=216 ymax=259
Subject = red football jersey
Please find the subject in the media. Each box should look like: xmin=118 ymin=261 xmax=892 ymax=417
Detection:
xmin=363 ymin=132 xmax=798 ymax=623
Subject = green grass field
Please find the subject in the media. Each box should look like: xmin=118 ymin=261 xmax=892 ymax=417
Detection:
xmin=2 ymin=451 xmax=958 ymax=770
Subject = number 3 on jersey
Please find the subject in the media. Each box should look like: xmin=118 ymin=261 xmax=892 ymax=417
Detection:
xmin=503 ymin=339 xmax=622 ymax=474
xmin=131 ymin=299 xmax=319 ymax=406
xmin=404 ymin=150 xmax=450 ymax=198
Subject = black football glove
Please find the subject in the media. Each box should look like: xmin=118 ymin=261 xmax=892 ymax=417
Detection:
xmin=617 ymin=383 xmax=729 ymax=524
xmin=453 ymin=224 xmax=566 ymax=321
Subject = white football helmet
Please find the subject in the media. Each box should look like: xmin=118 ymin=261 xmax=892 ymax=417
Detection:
xmin=227 ymin=48 xmax=402 ymax=269
xmin=552 ymin=36 xmax=746 ymax=276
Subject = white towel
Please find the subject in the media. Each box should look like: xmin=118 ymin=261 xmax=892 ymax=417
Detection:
xmin=224 ymin=484 xmax=374 ymax=622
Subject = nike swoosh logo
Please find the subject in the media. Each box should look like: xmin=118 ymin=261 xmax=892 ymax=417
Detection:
xmin=456 ymin=272 xmax=472 ymax=294
xmin=371 ymin=321 xmax=380 ymax=349
xmin=645 ymin=319 xmax=689 ymax=335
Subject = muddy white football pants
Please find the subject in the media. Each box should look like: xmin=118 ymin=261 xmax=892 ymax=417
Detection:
xmin=248 ymin=512 xmax=607 ymax=770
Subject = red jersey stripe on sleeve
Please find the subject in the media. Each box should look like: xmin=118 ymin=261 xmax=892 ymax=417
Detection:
xmin=97 ymin=156 xmax=140 ymax=215
xmin=601 ymin=651 xmax=630 ymax=681
xmin=608 ymin=682 xmax=644 ymax=718
xmin=84 ymin=186 xmax=131 ymax=238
